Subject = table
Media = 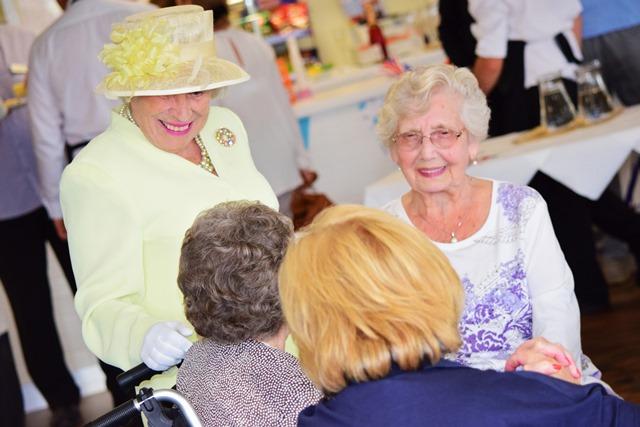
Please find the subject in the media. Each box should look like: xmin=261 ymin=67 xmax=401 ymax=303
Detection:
xmin=364 ymin=105 xmax=640 ymax=207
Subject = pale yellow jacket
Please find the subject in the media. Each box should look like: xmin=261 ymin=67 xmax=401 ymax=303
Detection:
xmin=60 ymin=107 xmax=278 ymax=389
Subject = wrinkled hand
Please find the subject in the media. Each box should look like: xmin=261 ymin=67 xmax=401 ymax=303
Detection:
xmin=52 ymin=218 xmax=67 ymax=240
xmin=505 ymin=337 xmax=581 ymax=385
xmin=140 ymin=321 xmax=193 ymax=371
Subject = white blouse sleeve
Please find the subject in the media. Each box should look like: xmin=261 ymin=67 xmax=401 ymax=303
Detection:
xmin=524 ymin=194 xmax=582 ymax=367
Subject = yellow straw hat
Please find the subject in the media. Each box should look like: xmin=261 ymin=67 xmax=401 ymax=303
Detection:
xmin=97 ymin=5 xmax=249 ymax=99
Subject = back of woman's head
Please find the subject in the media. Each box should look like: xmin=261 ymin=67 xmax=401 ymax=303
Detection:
xmin=279 ymin=205 xmax=463 ymax=394
xmin=179 ymin=201 xmax=293 ymax=344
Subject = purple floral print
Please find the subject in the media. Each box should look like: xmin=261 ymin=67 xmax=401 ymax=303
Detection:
xmin=454 ymin=250 xmax=532 ymax=366
xmin=497 ymin=183 xmax=537 ymax=224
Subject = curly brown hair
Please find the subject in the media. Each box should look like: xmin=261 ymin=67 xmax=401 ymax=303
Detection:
xmin=178 ymin=201 xmax=293 ymax=343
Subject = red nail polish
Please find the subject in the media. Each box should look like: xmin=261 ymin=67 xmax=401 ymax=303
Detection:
xmin=553 ymin=364 xmax=562 ymax=370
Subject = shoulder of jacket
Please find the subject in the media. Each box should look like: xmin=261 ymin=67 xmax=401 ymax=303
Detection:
xmin=208 ymin=105 xmax=242 ymax=124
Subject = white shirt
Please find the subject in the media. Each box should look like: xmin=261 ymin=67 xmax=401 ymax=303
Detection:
xmin=27 ymin=0 xmax=154 ymax=219
xmin=469 ymin=0 xmax=583 ymax=88
xmin=213 ymin=27 xmax=310 ymax=196
xmin=0 ymin=24 xmax=41 ymax=220
xmin=383 ymin=180 xmax=603 ymax=385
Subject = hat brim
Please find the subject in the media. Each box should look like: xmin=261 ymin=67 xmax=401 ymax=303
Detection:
xmin=98 ymin=58 xmax=250 ymax=99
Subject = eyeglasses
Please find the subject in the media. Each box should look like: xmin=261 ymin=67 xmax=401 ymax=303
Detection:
xmin=392 ymin=128 xmax=464 ymax=151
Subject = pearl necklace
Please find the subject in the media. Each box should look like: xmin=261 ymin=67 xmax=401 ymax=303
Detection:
xmin=119 ymin=104 xmax=216 ymax=175
xmin=194 ymin=134 xmax=216 ymax=174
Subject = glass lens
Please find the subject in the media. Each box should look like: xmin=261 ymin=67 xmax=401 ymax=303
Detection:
xmin=430 ymin=130 xmax=455 ymax=148
xmin=397 ymin=131 xmax=422 ymax=150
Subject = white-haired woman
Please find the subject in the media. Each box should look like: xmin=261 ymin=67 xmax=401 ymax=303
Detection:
xmin=60 ymin=6 xmax=277 ymax=390
xmin=379 ymin=64 xmax=604 ymax=387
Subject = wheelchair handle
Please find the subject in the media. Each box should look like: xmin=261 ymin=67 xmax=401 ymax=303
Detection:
xmin=86 ymin=388 xmax=202 ymax=427
xmin=85 ymin=398 xmax=138 ymax=427
xmin=116 ymin=363 xmax=162 ymax=390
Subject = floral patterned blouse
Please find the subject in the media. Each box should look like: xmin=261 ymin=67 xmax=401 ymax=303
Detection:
xmin=383 ymin=180 xmax=603 ymax=385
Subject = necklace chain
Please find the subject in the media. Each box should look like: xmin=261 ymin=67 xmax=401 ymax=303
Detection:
xmin=420 ymin=215 xmax=464 ymax=243
xmin=119 ymin=104 xmax=216 ymax=175
xmin=413 ymin=201 xmax=467 ymax=244
xmin=414 ymin=179 xmax=475 ymax=243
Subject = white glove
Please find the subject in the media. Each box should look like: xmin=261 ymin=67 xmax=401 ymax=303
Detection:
xmin=140 ymin=321 xmax=193 ymax=371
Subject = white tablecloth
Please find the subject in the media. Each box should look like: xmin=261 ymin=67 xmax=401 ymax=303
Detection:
xmin=364 ymin=105 xmax=640 ymax=207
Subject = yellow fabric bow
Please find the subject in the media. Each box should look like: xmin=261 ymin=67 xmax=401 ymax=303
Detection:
xmin=100 ymin=18 xmax=180 ymax=92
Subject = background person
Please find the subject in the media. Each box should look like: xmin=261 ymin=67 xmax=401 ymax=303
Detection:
xmin=279 ymin=205 xmax=640 ymax=426
xmin=192 ymin=0 xmax=315 ymax=217
xmin=60 ymin=5 xmax=277 ymax=391
xmin=27 ymin=0 xmax=154 ymax=239
xmin=0 ymin=23 xmax=81 ymax=427
xmin=378 ymin=64 xmax=606 ymax=387
xmin=176 ymin=201 xmax=322 ymax=426
xmin=467 ymin=0 xmax=583 ymax=136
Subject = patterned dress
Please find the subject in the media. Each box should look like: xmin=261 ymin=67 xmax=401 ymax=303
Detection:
xmin=177 ymin=339 xmax=322 ymax=426
xmin=383 ymin=180 xmax=603 ymax=385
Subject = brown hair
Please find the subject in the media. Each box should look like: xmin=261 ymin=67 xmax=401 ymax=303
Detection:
xmin=279 ymin=205 xmax=463 ymax=394
xmin=178 ymin=201 xmax=293 ymax=343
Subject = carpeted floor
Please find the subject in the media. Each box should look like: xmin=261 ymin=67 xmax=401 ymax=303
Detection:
xmin=582 ymin=276 xmax=640 ymax=402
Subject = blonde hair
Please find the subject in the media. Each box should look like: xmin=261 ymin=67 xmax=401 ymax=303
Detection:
xmin=377 ymin=64 xmax=491 ymax=147
xmin=279 ymin=205 xmax=463 ymax=394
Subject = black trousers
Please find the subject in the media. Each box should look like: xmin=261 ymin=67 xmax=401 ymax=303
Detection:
xmin=0 ymin=207 xmax=80 ymax=409
xmin=0 ymin=207 xmax=131 ymax=411
xmin=0 ymin=332 xmax=24 ymax=426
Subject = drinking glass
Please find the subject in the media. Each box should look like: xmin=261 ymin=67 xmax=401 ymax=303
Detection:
xmin=538 ymin=73 xmax=576 ymax=130
xmin=576 ymin=60 xmax=615 ymax=122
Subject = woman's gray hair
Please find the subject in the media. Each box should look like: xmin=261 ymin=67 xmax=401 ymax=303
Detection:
xmin=178 ymin=201 xmax=293 ymax=344
xmin=377 ymin=64 xmax=491 ymax=147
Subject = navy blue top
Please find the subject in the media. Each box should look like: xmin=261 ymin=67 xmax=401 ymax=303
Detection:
xmin=297 ymin=360 xmax=640 ymax=426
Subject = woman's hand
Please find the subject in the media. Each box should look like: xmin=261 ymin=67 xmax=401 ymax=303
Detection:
xmin=505 ymin=337 xmax=581 ymax=385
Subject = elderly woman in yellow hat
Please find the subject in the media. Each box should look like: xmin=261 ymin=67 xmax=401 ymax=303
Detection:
xmin=59 ymin=5 xmax=277 ymax=389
